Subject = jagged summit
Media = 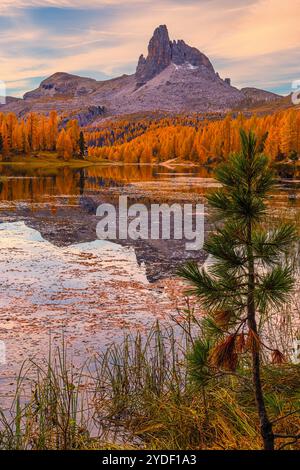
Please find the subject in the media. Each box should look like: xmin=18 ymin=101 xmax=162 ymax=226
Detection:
xmin=136 ymin=25 xmax=215 ymax=86
xmin=0 ymin=24 xmax=282 ymax=121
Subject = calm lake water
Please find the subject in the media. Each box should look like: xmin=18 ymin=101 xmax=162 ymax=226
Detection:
xmin=0 ymin=162 xmax=299 ymax=405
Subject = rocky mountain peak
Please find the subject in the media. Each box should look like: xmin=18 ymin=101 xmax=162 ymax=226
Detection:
xmin=136 ymin=25 xmax=172 ymax=86
xmin=1 ymin=24 xmax=283 ymax=120
xmin=135 ymin=24 xmax=215 ymax=86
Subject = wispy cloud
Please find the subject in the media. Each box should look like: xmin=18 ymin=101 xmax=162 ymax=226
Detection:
xmin=0 ymin=0 xmax=299 ymax=96
xmin=0 ymin=0 xmax=150 ymax=13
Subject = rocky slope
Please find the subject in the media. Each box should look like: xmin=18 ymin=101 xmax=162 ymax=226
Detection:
xmin=240 ymin=87 xmax=282 ymax=103
xmin=0 ymin=25 xmax=282 ymax=122
xmin=135 ymin=24 xmax=215 ymax=86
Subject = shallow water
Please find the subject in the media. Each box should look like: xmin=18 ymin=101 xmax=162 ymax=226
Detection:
xmin=0 ymin=163 xmax=299 ymax=406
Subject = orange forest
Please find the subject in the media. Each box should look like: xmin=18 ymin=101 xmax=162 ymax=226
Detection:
xmin=1 ymin=108 xmax=300 ymax=163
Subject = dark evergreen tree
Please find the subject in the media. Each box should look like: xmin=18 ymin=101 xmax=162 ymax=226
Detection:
xmin=79 ymin=131 xmax=86 ymax=159
xmin=178 ymin=130 xmax=298 ymax=450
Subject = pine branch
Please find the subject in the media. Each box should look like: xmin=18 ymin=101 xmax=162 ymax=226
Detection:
xmin=272 ymin=409 xmax=300 ymax=424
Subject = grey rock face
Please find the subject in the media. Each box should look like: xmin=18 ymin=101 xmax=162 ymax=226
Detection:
xmin=135 ymin=25 xmax=215 ymax=86
xmin=171 ymin=39 xmax=214 ymax=71
xmin=136 ymin=25 xmax=172 ymax=85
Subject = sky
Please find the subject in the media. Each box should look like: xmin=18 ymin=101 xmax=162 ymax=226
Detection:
xmin=0 ymin=0 xmax=299 ymax=97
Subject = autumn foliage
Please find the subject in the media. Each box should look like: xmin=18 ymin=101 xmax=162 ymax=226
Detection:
xmin=1 ymin=108 xmax=300 ymax=163
xmin=0 ymin=111 xmax=82 ymax=160
xmin=87 ymin=109 xmax=300 ymax=163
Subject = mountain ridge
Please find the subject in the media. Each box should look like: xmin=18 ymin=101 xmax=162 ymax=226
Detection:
xmin=0 ymin=25 xmax=283 ymax=124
